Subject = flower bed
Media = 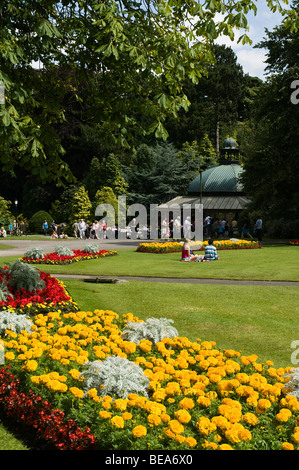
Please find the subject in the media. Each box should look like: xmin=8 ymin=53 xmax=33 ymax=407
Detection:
xmin=290 ymin=240 xmax=299 ymax=246
xmin=1 ymin=308 xmax=299 ymax=450
xmin=137 ymin=240 xmax=259 ymax=253
xmin=0 ymin=267 xmax=77 ymax=315
xmin=20 ymin=249 xmax=117 ymax=265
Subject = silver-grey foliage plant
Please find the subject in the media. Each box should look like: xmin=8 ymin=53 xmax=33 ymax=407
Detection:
xmin=284 ymin=368 xmax=299 ymax=399
xmin=8 ymin=260 xmax=45 ymax=292
xmin=84 ymin=243 xmax=99 ymax=253
xmin=79 ymin=355 xmax=150 ymax=399
xmin=121 ymin=317 xmax=178 ymax=344
xmin=0 ymin=310 xmax=34 ymax=336
xmin=24 ymin=247 xmax=44 ymax=259
xmin=55 ymin=246 xmax=74 ymax=256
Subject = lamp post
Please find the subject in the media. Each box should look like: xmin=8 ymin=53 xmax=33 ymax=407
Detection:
xmin=14 ymin=199 xmax=18 ymax=235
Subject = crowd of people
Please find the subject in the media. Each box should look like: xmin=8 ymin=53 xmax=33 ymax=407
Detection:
xmin=71 ymin=219 xmax=108 ymax=240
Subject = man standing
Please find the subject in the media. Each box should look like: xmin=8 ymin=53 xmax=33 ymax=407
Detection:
xmin=78 ymin=219 xmax=86 ymax=239
xmin=255 ymin=216 xmax=263 ymax=246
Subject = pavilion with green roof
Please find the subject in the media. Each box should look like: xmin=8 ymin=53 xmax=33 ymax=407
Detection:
xmin=161 ymin=138 xmax=250 ymax=214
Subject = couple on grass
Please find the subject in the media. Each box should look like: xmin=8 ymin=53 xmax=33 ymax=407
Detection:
xmin=181 ymin=238 xmax=219 ymax=262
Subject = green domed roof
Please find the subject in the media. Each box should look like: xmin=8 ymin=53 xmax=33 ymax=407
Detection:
xmin=188 ymin=164 xmax=244 ymax=194
xmin=222 ymin=137 xmax=238 ymax=149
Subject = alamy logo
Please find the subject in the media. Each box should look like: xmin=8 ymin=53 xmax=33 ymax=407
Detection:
xmin=95 ymin=195 xmax=203 ymax=241
xmin=0 ymin=81 xmax=5 ymax=105
xmin=290 ymin=80 xmax=299 ymax=104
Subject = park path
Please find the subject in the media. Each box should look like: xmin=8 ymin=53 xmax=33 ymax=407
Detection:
xmin=0 ymin=237 xmax=298 ymax=287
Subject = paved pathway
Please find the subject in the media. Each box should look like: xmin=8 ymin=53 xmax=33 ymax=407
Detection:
xmin=1 ymin=237 xmax=298 ymax=287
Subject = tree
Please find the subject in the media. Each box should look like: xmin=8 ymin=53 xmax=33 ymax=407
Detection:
xmin=1 ymin=0 xmax=297 ymax=184
xmin=241 ymin=6 xmax=299 ymax=236
xmin=165 ymin=45 xmax=248 ymax=151
xmin=70 ymin=185 xmax=92 ymax=223
xmin=94 ymin=186 xmax=119 ymax=226
xmin=83 ymin=154 xmax=128 ymax=200
xmin=124 ymin=142 xmax=198 ymax=207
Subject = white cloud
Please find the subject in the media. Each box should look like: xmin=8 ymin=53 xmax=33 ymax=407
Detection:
xmin=214 ymin=0 xmax=283 ymax=79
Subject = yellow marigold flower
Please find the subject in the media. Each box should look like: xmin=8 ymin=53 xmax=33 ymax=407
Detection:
xmin=152 ymin=389 xmax=167 ymax=402
xmin=99 ymin=410 xmax=112 ymax=419
xmin=196 ymin=417 xmax=217 ymax=436
xmin=113 ymin=398 xmax=128 ymax=411
xmin=174 ymin=409 xmax=192 ymax=424
xmin=276 ymin=408 xmax=292 ymax=423
xmin=236 ymin=373 xmax=250 ymax=384
xmin=202 ymin=441 xmax=218 ymax=450
xmin=69 ymin=369 xmax=81 ymax=380
xmin=110 ymin=416 xmax=124 ymax=429
xmin=211 ymin=415 xmax=231 ymax=432
xmin=281 ymin=442 xmax=294 ymax=450
xmin=218 ymin=444 xmax=233 ymax=450
xmin=168 ymin=419 xmax=184 ymax=435
xmin=161 ymin=413 xmax=171 ymax=423
xmin=138 ymin=340 xmax=152 ymax=353
xmin=86 ymin=388 xmax=98 ymax=399
xmin=280 ymin=395 xmax=299 ymax=412
xmin=165 ymin=381 xmax=181 ymax=396
xmin=174 ymin=434 xmax=185 ymax=444
xmin=4 ymin=352 xmax=15 ymax=361
xmin=197 ymin=396 xmax=211 ymax=408
xmin=69 ymin=387 xmax=84 ymax=399
xmin=132 ymin=425 xmax=147 ymax=438
xmin=256 ymin=398 xmax=272 ymax=413
xmin=22 ymin=360 xmax=38 ymax=372
xmin=185 ymin=437 xmax=197 ymax=448
xmin=145 ymin=401 xmax=166 ymax=415
xmin=242 ymin=413 xmax=259 ymax=426
xmin=292 ymin=432 xmax=299 ymax=444
xmin=59 ymin=383 xmax=68 ymax=392
xmin=147 ymin=414 xmax=162 ymax=426
xmin=179 ymin=397 xmax=194 ymax=410
xmin=122 ymin=412 xmax=132 ymax=421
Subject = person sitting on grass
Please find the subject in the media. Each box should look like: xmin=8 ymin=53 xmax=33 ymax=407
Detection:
xmin=203 ymin=239 xmax=219 ymax=261
xmin=181 ymin=239 xmax=203 ymax=262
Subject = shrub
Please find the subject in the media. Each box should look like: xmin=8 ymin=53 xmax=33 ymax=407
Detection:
xmin=79 ymin=356 xmax=150 ymax=399
xmin=8 ymin=260 xmax=45 ymax=292
xmin=84 ymin=243 xmax=99 ymax=253
xmin=24 ymin=247 xmax=44 ymax=260
xmin=54 ymin=246 xmax=74 ymax=257
xmin=121 ymin=317 xmax=179 ymax=344
xmin=0 ymin=310 xmax=34 ymax=336
xmin=29 ymin=211 xmax=53 ymax=234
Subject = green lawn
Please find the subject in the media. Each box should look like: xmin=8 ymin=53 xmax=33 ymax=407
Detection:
xmin=1 ymin=245 xmax=298 ymax=281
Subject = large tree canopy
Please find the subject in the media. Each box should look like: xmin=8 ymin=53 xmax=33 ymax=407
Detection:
xmin=241 ymin=3 xmax=299 ymax=236
xmin=0 ymin=0 xmax=298 ymax=184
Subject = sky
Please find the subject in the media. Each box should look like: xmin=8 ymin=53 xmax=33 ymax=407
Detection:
xmin=215 ymin=0 xmax=283 ymax=80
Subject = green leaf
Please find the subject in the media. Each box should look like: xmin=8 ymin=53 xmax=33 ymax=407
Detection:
xmin=2 ymin=112 xmax=11 ymax=127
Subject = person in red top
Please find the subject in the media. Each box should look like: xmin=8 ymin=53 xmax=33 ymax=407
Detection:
xmin=181 ymin=239 xmax=203 ymax=262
